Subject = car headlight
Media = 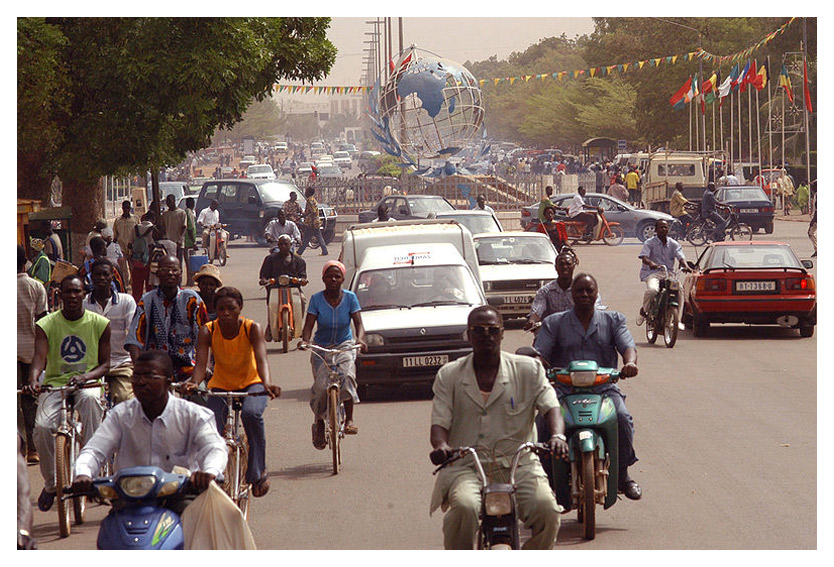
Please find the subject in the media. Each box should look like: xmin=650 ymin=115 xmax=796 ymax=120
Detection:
xmin=483 ymin=281 xmax=492 ymax=292
xmin=484 ymin=491 xmax=513 ymax=516
xmin=258 ymin=210 xmax=265 ymax=218
xmin=119 ymin=475 xmax=156 ymax=498
xmin=365 ymin=333 xmax=385 ymax=347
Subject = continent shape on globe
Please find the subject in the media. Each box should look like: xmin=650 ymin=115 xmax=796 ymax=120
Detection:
xmin=396 ymin=67 xmax=448 ymax=118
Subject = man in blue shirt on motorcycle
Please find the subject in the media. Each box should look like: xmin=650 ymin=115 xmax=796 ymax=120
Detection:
xmin=533 ymin=273 xmax=642 ymax=500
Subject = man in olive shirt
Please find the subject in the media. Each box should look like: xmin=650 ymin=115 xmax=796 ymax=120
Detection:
xmin=429 ymin=306 xmax=567 ymax=549
xmin=159 ymin=193 xmax=187 ymax=283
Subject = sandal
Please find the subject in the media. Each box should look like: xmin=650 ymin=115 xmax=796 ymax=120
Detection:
xmin=252 ymin=475 xmax=270 ymax=497
xmin=344 ymin=422 xmax=359 ymax=435
xmin=312 ymin=421 xmax=326 ymax=450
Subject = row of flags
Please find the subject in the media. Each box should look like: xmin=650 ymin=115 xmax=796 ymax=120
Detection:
xmin=669 ymin=58 xmax=812 ymax=113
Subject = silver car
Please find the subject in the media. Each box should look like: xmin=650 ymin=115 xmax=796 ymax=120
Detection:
xmin=521 ymin=192 xmax=676 ymax=241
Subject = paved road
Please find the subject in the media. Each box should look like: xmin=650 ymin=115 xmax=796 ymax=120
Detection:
xmin=26 ymin=217 xmax=817 ymax=550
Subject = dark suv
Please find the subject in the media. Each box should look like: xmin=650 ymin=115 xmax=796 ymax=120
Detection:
xmin=195 ymin=179 xmax=337 ymax=245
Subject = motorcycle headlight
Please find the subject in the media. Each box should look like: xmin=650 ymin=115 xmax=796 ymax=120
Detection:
xmin=157 ymin=479 xmax=182 ymax=497
xmin=119 ymin=475 xmax=156 ymax=498
xmin=365 ymin=333 xmax=385 ymax=347
xmin=278 ymin=274 xmax=290 ymax=286
xmin=484 ymin=492 xmax=513 ymax=517
xmin=570 ymin=370 xmax=597 ymax=388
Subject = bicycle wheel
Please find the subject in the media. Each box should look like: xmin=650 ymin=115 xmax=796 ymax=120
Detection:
xmin=237 ymin=438 xmax=250 ymax=521
xmin=602 ymin=225 xmax=624 ymax=246
xmin=686 ymin=221 xmax=709 ymax=246
xmin=281 ymin=309 xmax=290 ymax=353
xmin=730 ymin=223 xmax=753 ymax=241
xmin=223 ymin=444 xmax=239 ymax=502
xmin=328 ymin=387 xmax=340 ymax=474
xmin=72 ymin=434 xmax=86 ymax=525
xmin=55 ymin=434 xmax=72 ymax=538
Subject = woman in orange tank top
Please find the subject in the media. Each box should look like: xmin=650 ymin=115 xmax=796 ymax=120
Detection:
xmin=187 ymin=286 xmax=281 ymax=497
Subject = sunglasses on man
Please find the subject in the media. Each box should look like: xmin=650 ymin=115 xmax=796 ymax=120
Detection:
xmin=468 ymin=325 xmax=502 ymax=337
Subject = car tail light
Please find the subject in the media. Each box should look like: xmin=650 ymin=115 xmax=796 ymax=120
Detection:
xmin=784 ymin=276 xmax=815 ymax=292
xmin=762 ymin=206 xmax=774 ymax=213
xmin=521 ymin=209 xmax=531 ymax=217
xmin=696 ymin=278 xmax=727 ymax=294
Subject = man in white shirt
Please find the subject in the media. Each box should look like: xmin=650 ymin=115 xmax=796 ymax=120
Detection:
xmin=197 ymin=199 xmax=225 ymax=250
xmin=471 ymin=194 xmax=495 ymax=214
xmin=86 ymin=258 xmax=137 ymax=405
xmin=264 ymin=208 xmax=302 ymax=250
xmin=568 ymin=187 xmax=599 ymax=238
xmin=72 ymin=349 xmax=226 ymax=496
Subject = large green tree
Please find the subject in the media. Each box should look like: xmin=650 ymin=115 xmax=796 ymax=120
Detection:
xmin=18 ymin=17 xmax=336 ymax=261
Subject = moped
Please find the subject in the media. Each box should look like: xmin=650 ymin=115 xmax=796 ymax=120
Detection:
xmin=88 ymin=466 xmax=193 ymax=549
xmin=563 ymin=208 xmax=624 ymax=246
xmin=644 ymin=266 xmax=682 ymax=348
xmin=262 ymin=274 xmax=307 ymax=353
xmin=206 ymin=223 xmax=228 ymax=266
xmin=431 ymin=442 xmax=552 ymax=549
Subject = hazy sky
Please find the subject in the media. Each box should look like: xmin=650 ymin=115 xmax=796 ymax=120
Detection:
xmin=317 ymin=18 xmax=596 ymax=85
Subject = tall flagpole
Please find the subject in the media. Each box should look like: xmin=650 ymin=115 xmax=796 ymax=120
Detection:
xmin=803 ymin=18 xmax=812 ymax=187
xmin=766 ymin=56 xmax=774 ymax=179
xmin=748 ymin=81 xmax=754 ymax=178
xmin=755 ymin=81 xmax=762 ymax=187
xmin=737 ymin=80 xmax=743 ymax=165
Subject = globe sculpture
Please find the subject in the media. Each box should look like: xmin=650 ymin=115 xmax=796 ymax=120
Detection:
xmin=368 ymin=46 xmax=484 ymax=166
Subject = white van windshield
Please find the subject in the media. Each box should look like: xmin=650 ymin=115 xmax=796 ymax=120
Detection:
xmin=354 ymin=265 xmax=482 ymax=311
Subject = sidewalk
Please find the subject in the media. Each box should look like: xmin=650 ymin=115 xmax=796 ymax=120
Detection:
xmin=775 ymin=210 xmax=811 ymax=223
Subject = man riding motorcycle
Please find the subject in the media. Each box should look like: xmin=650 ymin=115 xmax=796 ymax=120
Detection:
xmin=636 ymin=219 xmax=690 ymax=326
xmin=701 ymin=182 xmax=731 ymax=241
xmin=197 ymin=199 xmax=228 ymax=252
xmin=264 ymin=209 xmax=301 ymax=252
xmin=532 ymin=273 xmax=642 ymax=501
xmin=258 ymin=234 xmax=307 ymax=340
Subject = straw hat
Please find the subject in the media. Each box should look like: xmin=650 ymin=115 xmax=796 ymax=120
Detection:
xmin=194 ymin=263 xmax=222 ymax=285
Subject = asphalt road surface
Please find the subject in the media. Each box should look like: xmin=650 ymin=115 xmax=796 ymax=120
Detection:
xmin=25 ymin=215 xmax=818 ymax=550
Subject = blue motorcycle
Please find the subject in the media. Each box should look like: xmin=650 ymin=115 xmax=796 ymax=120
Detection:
xmin=91 ymin=466 xmax=190 ymax=550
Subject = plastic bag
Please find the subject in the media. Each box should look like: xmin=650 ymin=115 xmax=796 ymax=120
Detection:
xmin=181 ymin=481 xmax=257 ymax=550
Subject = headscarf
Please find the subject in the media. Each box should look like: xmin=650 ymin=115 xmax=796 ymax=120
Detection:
xmin=322 ymin=260 xmax=346 ymax=278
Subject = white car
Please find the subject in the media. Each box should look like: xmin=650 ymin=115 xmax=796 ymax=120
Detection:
xmin=246 ymin=164 xmax=276 ymax=179
xmin=473 ymin=231 xmax=558 ymax=320
xmin=274 ymin=142 xmax=288 ymax=152
xmin=239 ymin=155 xmax=257 ymax=167
xmin=333 ymin=151 xmax=352 ymax=169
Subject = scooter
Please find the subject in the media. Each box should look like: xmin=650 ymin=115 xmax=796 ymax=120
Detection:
xmin=563 ymin=208 xmax=624 ymax=246
xmin=546 ymin=360 xmax=621 ymax=540
xmin=89 ymin=466 xmax=192 ymax=549
xmin=206 ymin=223 xmax=228 ymax=266
xmin=262 ymin=275 xmax=307 ymax=353
xmin=431 ymin=442 xmax=552 ymax=549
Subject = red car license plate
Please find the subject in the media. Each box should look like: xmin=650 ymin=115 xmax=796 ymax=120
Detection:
xmin=735 ymin=280 xmax=776 ymax=293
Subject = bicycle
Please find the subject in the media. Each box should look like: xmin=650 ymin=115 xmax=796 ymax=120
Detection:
xmin=687 ymin=207 xmax=753 ymax=246
xmin=199 ymin=388 xmax=271 ymax=520
xmin=302 ymin=343 xmax=361 ymax=475
xmin=19 ymin=380 xmax=104 ymax=538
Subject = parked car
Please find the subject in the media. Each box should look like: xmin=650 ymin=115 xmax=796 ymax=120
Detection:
xmin=715 ymin=185 xmax=775 ymax=234
xmin=433 ymin=209 xmax=503 ymax=234
xmin=520 ymin=192 xmax=676 ymax=241
xmin=333 ymin=151 xmax=352 ymax=169
xmin=474 ymin=232 xmax=558 ymax=320
xmin=246 ymin=164 xmax=276 ymax=180
xmin=239 ymin=155 xmax=257 ymax=168
xmin=195 ymin=178 xmax=337 ymax=246
xmin=358 ymin=150 xmax=382 ymax=173
xmin=340 ymin=143 xmax=359 ymax=159
xmin=147 ymin=181 xmax=189 ymax=205
xmin=682 ymin=241 xmax=815 ymax=337
xmin=274 ymin=141 xmax=288 ymax=153
xmin=295 ymin=162 xmax=314 ymax=177
xmin=357 ymin=194 xmax=455 ymax=223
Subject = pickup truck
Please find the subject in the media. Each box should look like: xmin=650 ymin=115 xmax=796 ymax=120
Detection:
xmin=643 ymin=150 xmax=724 ymax=213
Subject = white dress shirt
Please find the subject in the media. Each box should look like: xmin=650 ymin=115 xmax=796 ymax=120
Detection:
xmin=568 ymin=194 xmax=586 ymax=217
xmin=75 ymin=395 xmax=227 ymax=478
xmin=197 ymin=207 xmax=221 ymax=227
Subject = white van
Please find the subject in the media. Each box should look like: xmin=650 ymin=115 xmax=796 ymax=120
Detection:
xmin=339 ymin=220 xmax=493 ymax=390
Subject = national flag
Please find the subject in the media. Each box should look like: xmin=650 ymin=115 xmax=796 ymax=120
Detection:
xmin=684 ymin=74 xmax=699 ymax=104
xmin=740 ymin=60 xmax=757 ymax=93
xmin=778 ymin=64 xmax=794 ymax=103
xmin=750 ymin=62 xmax=768 ymax=91
xmin=669 ymin=76 xmax=692 ymax=110
xmin=717 ymin=70 xmax=733 ymax=101
xmin=703 ymin=72 xmax=719 ymax=104
xmin=803 ymin=57 xmax=813 ymax=113
xmin=730 ymin=63 xmax=744 ymax=92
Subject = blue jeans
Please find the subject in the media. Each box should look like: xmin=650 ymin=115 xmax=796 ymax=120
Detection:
xmin=206 ymin=382 xmax=268 ymax=484
xmin=297 ymin=225 xmax=328 ymax=255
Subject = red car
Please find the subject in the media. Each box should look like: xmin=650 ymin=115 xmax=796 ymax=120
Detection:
xmin=682 ymin=241 xmax=816 ymax=337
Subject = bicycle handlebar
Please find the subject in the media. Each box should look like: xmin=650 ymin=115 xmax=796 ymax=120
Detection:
xmin=17 ymin=380 xmax=104 ymax=395
xmin=301 ymin=344 xmax=361 ymax=354
xmin=202 ymin=389 xmax=271 ymax=398
xmin=432 ymin=442 xmax=552 ymax=487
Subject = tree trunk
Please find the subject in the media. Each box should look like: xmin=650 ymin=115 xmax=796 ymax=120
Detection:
xmin=62 ymin=177 xmax=105 ymax=265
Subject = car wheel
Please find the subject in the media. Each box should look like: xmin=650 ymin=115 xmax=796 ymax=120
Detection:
xmin=764 ymin=220 xmax=774 ymax=234
xmin=637 ymin=221 xmax=655 ymax=242
xmin=693 ymin=312 xmax=709 ymax=337
xmin=799 ymin=321 xmax=815 ymax=338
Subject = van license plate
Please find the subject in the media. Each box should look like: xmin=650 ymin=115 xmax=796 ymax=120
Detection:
xmin=403 ymin=355 xmax=449 ymax=368
xmin=503 ymin=295 xmax=533 ymax=304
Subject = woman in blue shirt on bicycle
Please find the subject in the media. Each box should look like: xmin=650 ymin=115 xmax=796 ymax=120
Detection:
xmin=298 ymin=260 xmax=366 ymax=450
